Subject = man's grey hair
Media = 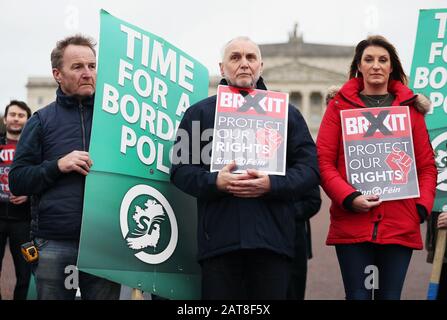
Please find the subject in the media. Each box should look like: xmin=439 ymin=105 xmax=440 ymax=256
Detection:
xmin=51 ymin=34 xmax=96 ymax=69
xmin=220 ymin=36 xmax=262 ymax=60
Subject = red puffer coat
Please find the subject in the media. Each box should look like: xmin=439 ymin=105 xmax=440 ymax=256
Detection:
xmin=317 ymin=78 xmax=437 ymax=249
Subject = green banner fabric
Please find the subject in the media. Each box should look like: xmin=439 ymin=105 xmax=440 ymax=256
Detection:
xmin=410 ymin=8 xmax=447 ymax=212
xmin=77 ymin=10 xmax=209 ymax=299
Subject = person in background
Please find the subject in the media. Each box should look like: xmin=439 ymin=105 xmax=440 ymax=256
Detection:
xmin=0 ymin=100 xmax=32 ymax=300
xmin=426 ymin=211 xmax=447 ymax=300
xmin=287 ymin=186 xmax=321 ymax=300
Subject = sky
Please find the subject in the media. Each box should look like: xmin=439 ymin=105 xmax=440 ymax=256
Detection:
xmin=0 ymin=0 xmax=445 ymax=114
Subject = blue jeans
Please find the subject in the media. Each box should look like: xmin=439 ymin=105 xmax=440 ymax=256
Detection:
xmin=33 ymin=238 xmax=121 ymax=300
xmin=335 ymin=243 xmax=412 ymax=300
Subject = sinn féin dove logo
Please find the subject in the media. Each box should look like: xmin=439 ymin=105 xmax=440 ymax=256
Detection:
xmin=120 ymin=185 xmax=178 ymax=264
xmin=432 ymin=132 xmax=447 ymax=192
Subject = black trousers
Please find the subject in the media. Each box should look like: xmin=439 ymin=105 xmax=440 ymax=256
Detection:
xmin=201 ymin=249 xmax=291 ymax=300
xmin=0 ymin=219 xmax=31 ymax=300
xmin=287 ymin=221 xmax=308 ymax=300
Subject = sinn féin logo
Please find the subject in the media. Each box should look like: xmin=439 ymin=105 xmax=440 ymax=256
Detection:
xmin=432 ymin=132 xmax=447 ymax=192
xmin=120 ymin=185 xmax=178 ymax=264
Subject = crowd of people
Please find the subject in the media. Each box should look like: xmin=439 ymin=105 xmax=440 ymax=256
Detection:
xmin=0 ymin=32 xmax=445 ymax=300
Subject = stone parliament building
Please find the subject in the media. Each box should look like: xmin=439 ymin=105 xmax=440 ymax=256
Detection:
xmin=26 ymin=25 xmax=354 ymax=135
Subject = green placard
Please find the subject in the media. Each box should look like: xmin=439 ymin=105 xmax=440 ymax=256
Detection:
xmin=410 ymin=8 xmax=447 ymax=130
xmin=77 ymin=10 xmax=209 ymax=299
xmin=410 ymin=9 xmax=447 ymax=212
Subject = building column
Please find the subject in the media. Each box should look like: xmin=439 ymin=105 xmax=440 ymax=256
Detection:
xmin=301 ymin=90 xmax=310 ymax=123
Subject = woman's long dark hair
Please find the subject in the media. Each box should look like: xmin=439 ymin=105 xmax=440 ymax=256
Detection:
xmin=349 ymin=35 xmax=407 ymax=85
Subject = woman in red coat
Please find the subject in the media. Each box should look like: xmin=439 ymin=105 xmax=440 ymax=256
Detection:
xmin=317 ymin=35 xmax=437 ymax=300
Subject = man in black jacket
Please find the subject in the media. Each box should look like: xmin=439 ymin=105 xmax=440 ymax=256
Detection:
xmin=0 ymin=100 xmax=31 ymax=299
xmin=9 ymin=35 xmax=120 ymax=300
xmin=287 ymin=186 xmax=321 ymax=300
xmin=171 ymin=37 xmax=320 ymax=299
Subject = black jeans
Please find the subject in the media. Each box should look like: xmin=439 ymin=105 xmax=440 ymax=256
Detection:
xmin=335 ymin=242 xmax=412 ymax=300
xmin=0 ymin=219 xmax=31 ymax=300
xmin=201 ymin=249 xmax=291 ymax=300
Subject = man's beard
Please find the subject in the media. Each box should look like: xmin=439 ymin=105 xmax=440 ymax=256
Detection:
xmin=6 ymin=127 xmax=23 ymax=135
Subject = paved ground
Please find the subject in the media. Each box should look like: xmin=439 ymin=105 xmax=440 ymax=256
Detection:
xmin=0 ymin=189 xmax=433 ymax=300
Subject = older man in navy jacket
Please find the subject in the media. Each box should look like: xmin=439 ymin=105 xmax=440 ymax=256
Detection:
xmin=171 ymin=36 xmax=320 ymax=300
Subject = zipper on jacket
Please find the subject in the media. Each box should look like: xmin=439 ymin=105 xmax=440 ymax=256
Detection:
xmin=400 ymin=95 xmax=417 ymax=106
xmin=79 ymin=104 xmax=86 ymax=151
xmin=372 ymin=222 xmax=379 ymax=241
